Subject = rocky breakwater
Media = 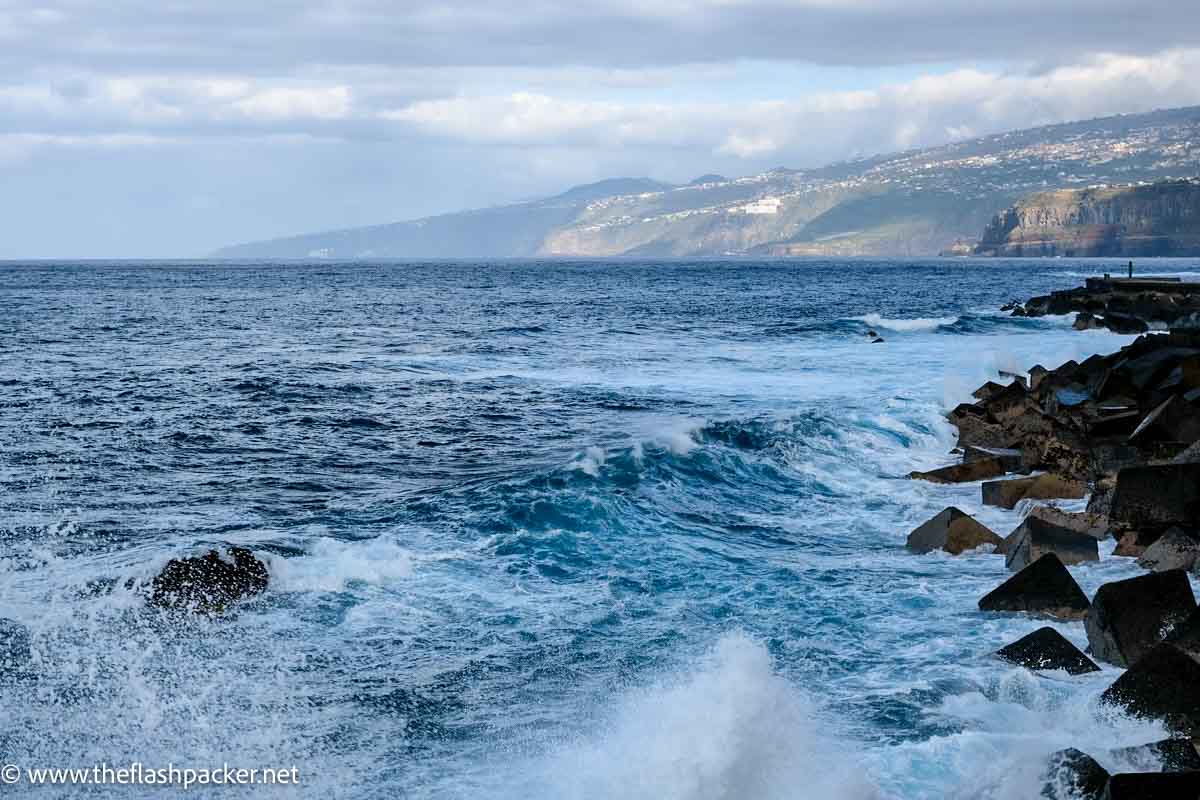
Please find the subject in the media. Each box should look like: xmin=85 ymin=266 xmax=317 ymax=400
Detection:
xmin=902 ymin=285 xmax=1200 ymax=795
xmin=1012 ymin=275 xmax=1200 ymax=334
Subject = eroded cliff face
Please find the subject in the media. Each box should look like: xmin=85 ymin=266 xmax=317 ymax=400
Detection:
xmin=975 ymin=180 xmax=1200 ymax=257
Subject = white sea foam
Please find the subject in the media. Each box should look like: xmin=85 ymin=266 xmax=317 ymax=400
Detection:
xmin=271 ymin=536 xmax=414 ymax=593
xmin=522 ymin=632 xmax=879 ymax=800
xmin=859 ymin=313 xmax=959 ymax=332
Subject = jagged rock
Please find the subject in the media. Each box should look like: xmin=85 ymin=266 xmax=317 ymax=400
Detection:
xmin=1005 ymin=515 xmax=1100 ymax=571
xmin=149 ymin=546 xmax=270 ymax=614
xmin=1075 ymin=312 xmax=1104 ymax=331
xmin=908 ymin=457 xmax=1009 ymax=484
xmin=963 ymin=446 xmax=1024 ymax=472
xmin=1028 ymin=505 xmax=1110 ymax=540
xmin=973 ymin=381 xmax=1007 ymax=401
xmin=950 ymin=405 xmax=1009 ymax=449
xmin=1085 ymin=570 xmax=1196 ymax=667
xmin=978 ymin=553 xmax=1091 ymax=619
xmin=906 ymin=507 xmax=1003 ymax=554
xmin=0 ymin=618 xmax=31 ymax=675
xmin=982 ymin=474 xmax=1086 ymax=509
xmin=1043 ymin=749 xmax=1109 ymax=800
xmin=1111 ymin=739 xmax=1200 ymax=772
xmin=1103 ymin=642 xmax=1200 ymax=735
xmin=1137 ymin=528 xmax=1200 ymax=572
xmin=1101 ymin=771 xmax=1200 ymax=798
xmin=1111 ymin=463 xmax=1200 ymax=532
xmin=995 ymin=627 xmax=1100 ymax=674
xmin=983 ymin=382 xmax=1032 ymax=423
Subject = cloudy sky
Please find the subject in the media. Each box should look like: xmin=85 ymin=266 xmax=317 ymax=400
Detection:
xmin=4 ymin=0 xmax=1200 ymax=257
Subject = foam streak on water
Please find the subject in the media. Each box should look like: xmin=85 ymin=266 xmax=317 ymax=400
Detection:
xmin=1 ymin=258 xmax=1196 ymax=798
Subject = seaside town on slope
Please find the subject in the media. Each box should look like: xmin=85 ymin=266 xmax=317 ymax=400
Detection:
xmin=905 ymin=274 xmax=1200 ymax=797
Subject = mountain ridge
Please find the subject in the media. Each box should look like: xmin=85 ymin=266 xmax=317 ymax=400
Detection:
xmin=213 ymin=105 xmax=1200 ymax=259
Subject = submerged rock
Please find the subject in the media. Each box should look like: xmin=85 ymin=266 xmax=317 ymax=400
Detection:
xmin=149 ymin=546 xmax=270 ymax=614
xmin=1004 ymin=514 xmax=1100 ymax=571
xmin=1042 ymin=748 xmax=1109 ymax=800
xmin=906 ymin=507 xmax=1003 ymax=554
xmin=1085 ymin=570 xmax=1196 ymax=668
xmin=995 ymin=627 xmax=1099 ymax=675
xmin=1136 ymin=527 xmax=1200 ymax=572
xmin=978 ymin=553 xmax=1091 ymax=619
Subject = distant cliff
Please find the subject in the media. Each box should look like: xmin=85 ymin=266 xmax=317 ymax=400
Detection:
xmin=974 ymin=179 xmax=1200 ymax=257
xmin=215 ymin=106 xmax=1200 ymax=259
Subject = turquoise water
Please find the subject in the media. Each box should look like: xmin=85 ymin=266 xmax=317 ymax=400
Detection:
xmin=1 ymin=259 xmax=1196 ymax=798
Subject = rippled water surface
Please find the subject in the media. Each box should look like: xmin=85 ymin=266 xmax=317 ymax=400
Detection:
xmin=2 ymin=259 xmax=1197 ymax=798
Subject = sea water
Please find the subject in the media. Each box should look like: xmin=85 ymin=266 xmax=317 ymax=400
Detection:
xmin=1 ymin=259 xmax=1196 ymax=799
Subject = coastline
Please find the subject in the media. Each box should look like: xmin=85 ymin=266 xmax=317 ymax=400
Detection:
xmin=907 ymin=274 xmax=1200 ymax=796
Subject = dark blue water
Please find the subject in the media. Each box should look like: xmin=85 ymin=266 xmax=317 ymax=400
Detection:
xmin=1 ymin=259 xmax=1191 ymax=798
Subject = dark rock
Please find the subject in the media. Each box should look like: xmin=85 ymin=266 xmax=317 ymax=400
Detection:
xmin=906 ymin=507 xmax=1003 ymax=555
xmin=1129 ymin=396 xmax=1200 ymax=445
xmin=1043 ymin=748 xmax=1109 ymax=800
xmin=1101 ymin=771 xmax=1200 ymax=799
xmin=871 ymin=337 xmax=885 ymax=343
xmin=1137 ymin=527 xmax=1200 ymax=572
xmin=909 ymin=457 xmax=1009 ymax=484
xmin=1120 ymin=347 xmax=1200 ymax=393
xmin=1089 ymin=410 xmax=1143 ymax=438
xmin=1110 ymin=739 xmax=1200 ymax=772
xmin=1102 ymin=642 xmax=1200 ymax=734
xmin=973 ymin=381 xmax=1007 ymax=401
xmin=982 ymin=474 xmax=1087 ymax=510
xmin=149 ymin=546 xmax=270 ymax=614
xmin=1030 ymin=364 xmax=1049 ymax=391
xmin=1075 ymin=311 xmax=1104 ymax=331
xmin=996 ymin=627 xmax=1100 ymax=674
xmin=1110 ymin=463 xmax=1200 ymax=532
xmin=1085 ymin=570 xmax=1196 ymax=667
xmin=1101 ymin=312 xmax=1151 ymax=334
xmin=978 ymin=553 xmax=1091 ymax=619
xmin=1005 ymin=515 xmax=1100 ymax=571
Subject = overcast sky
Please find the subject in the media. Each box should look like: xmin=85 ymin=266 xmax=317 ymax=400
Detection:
xmin=4 ymin=0 xmax=1200 ymax=257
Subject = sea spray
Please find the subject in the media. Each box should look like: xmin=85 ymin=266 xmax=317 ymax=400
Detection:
xmin=518 ymin=632 xmax=880 ymax=800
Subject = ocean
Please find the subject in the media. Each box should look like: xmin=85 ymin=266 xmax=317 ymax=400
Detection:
xmin=1 ymin=258 xmax=1195 ymax=798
